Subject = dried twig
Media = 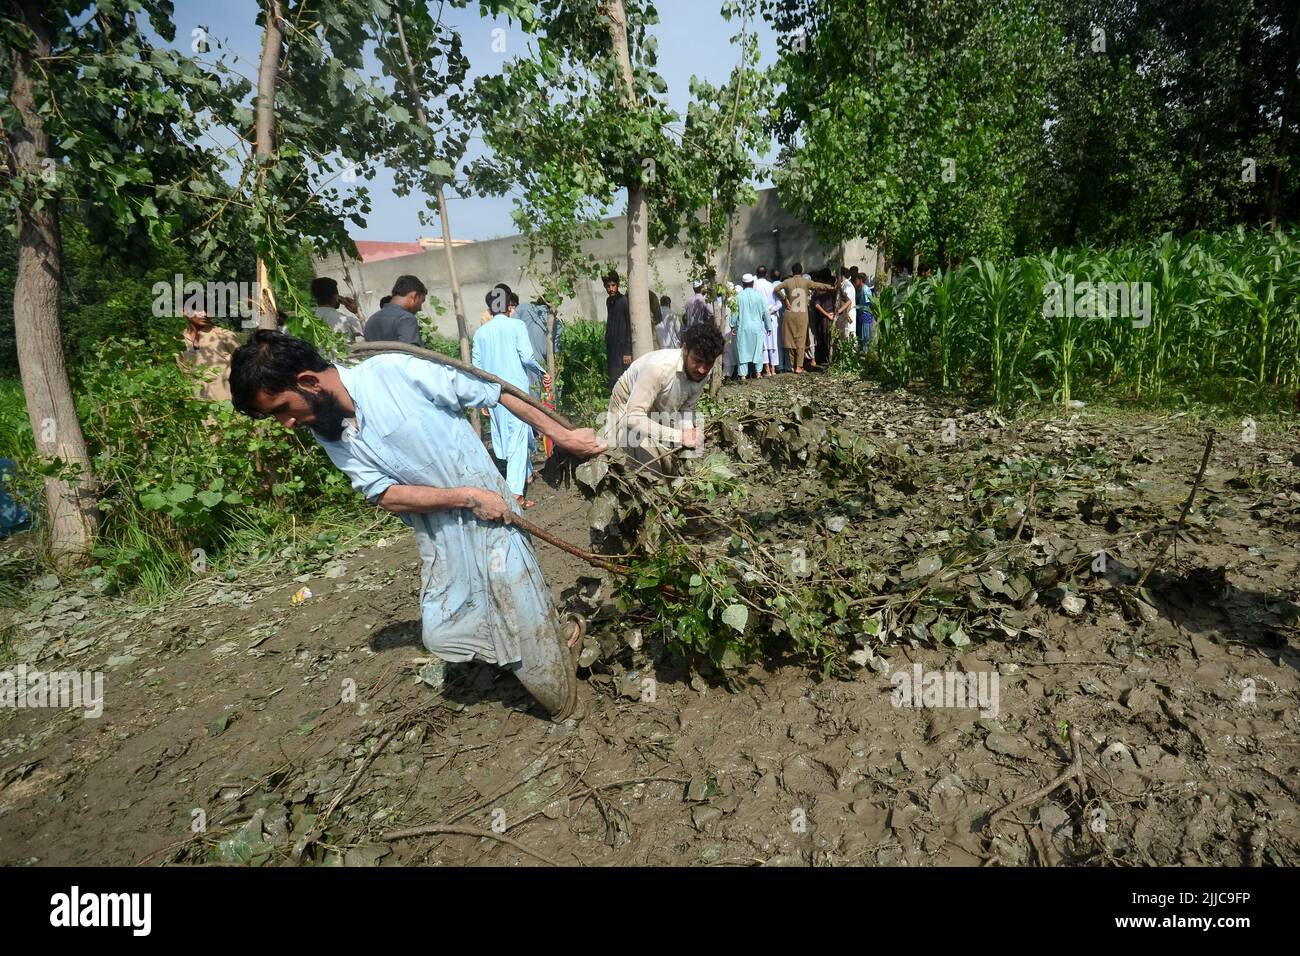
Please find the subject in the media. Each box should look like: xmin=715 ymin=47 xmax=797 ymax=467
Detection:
xmin=316 ymin=729 xmax=396 ymax=830
xmin=1135 ymin=431 xmax=1214 ymax=589
xmin=382 ymin=823 xmax=562 ymax=866
xmin=987 ymin=735 xmax=1089 ymax=828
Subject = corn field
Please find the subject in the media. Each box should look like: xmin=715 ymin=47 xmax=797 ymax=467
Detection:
xmin=870 ymin=227 xmax=1300 ymax=409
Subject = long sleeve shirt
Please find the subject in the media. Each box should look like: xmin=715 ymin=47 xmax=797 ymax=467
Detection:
xmin=654 ymin=308 xmax=682 ymax=348
xmin=601 ymin=348 xmax=706 ymax=453
xmin=515 ymin=302 xmax=561 ymax=376
xmin=315 ymin=353 xmax=550 ymax=665
xmin=315 ymin=305 xmax=365 ymax=341
xmin=683 ymin=292 xmax=714 ymax=328
xmin=178 ymin=324 xmax=241 ymax=402
xmin=773 ymin=276 xmax=835 ymax=316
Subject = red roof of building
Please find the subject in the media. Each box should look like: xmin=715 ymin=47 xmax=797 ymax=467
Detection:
xmin=353 ymin=240 xmax=426 ymax=263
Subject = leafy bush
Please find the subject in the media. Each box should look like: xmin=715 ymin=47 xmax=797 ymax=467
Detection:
xmin=7 ymin=342 xmax=364 ymax=597
xmin=557 ymin=319 xmax=608 ymax=425
xmin=423 ymin=331 xmax=463 ymax=359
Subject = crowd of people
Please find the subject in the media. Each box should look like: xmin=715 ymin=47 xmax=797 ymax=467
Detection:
xmin=633 ymin=263 xmax=877 ymax=387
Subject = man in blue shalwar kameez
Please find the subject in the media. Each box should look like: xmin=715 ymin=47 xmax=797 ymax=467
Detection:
xmin=731 ymin=274 xmax=771 ymax=381
xmin=473 ymin=289 xmax=550 ymax=508
xmin=229 ymin=331 xmax=605 ymax=721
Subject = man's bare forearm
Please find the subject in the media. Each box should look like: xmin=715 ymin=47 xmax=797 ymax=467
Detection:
xmin=497 ymin=393 xmax=608 ymax=458
xmin=500 ymin=391 xmax=568 ymax=443
xmin=377 ymin=484 xmax=474 ymax=514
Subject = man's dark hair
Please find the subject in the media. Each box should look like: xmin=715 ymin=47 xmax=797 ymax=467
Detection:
xmin=756 ymin=265 xmax=768 ymax=278
xmin=485 ymin=283 xmax=513 ymax=314
xmin=791 ymin=262 xmax=803 ymax=275
xmin=681 ymin=321 xmax=724 ymax=363
xmin=229 ymin=330 xmax=332 ymax=418
xmin=603 ymin=271 xmax=620 ymax=286
xmin=660 ymin=295 xmax=671 ymax=306
xmin=508 ymin=292 xmax=520 ymax=308
xmin=380 ymin=294 xmax=392 ymax=307
xmin=310 ymin=277 xmax=338 ymax=305
xmin=391 ymin=275 xmax=427 ymax=297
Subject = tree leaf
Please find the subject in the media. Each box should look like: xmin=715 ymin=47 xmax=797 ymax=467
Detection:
xmin=721 ymin=604 xmax=748 ymax=632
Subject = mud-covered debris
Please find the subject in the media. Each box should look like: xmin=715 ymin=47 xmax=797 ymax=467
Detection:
xmin=212 ymin=811 xmax=274 ymax=866
xmin=984 ymin=733 xmax=1026 ymax=757
xmin=344 ymin=844 xmax=391 ymax=866
xmin=929 ymin=773 xmax=965 ymax=800
xmin=690 ymin=805 xmax=722 ymax=831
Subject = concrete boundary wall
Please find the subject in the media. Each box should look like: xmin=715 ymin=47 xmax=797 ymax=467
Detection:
xmin=314 ymin=187 xmax=876 ymax=337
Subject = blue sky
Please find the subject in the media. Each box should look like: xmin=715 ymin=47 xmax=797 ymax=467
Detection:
xmin=167 ymin=0 xmax=779 ymax=242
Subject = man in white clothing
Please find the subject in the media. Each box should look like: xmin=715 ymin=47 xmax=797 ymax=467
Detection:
xmin=601 ymin=323 xmax=724 ymax=476
xmin=311 ymin=277 xmax=365 ymax=341
xmin=753 ymin=265 xmax=780 ymax=377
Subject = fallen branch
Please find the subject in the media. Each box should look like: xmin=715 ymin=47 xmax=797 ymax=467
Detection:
xmin=290 ymin=729 xmax=396 ymax=862
xmin=381 ymin=823 xmax=562 ymax=866
xmin=1134 ymin=431 xmax=1215 ymax=589
xmin=511 ymin=514 xmax=631 ymax=576
xmin=986 ymin=735 xmax=1089 ymax=828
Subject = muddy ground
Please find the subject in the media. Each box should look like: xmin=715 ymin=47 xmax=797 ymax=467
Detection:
xmin=1 ymin=373 xmax=1297 ymax=867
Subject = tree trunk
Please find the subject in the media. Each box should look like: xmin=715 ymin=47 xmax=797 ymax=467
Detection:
xmin=9 ymin=0 xmax=98 ymax=567
xmin=394 ymin=12 xmax=471 ymax=364
xmin=255 ymin=0 xmax=284 ymax=330
xmin=546 ymin=244 xmax=560 ymax=384
xmin=433 ymin=184 xmax=471 ymax=363
xmin=604 ymin=0 xmax=654 ymax=358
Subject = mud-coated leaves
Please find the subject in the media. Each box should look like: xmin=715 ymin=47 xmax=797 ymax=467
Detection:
xmin=575 ymin=458 xmax=609 ymax=493
xmin=588 ymin=493 xmax=619 ymax=532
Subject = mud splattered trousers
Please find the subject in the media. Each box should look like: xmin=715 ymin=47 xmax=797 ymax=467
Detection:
xmin=412 ymin=507 xmax=577 ymax=720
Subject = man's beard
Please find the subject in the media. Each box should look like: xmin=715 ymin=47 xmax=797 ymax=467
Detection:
xmin=300 ymin=388 xmax=348 ymax=442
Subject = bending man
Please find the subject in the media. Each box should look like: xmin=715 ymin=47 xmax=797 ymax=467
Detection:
xmin=229 ymin=331 xmax=606 ymax=721
xmin=601 ymin=322 xmax=724 ymax=475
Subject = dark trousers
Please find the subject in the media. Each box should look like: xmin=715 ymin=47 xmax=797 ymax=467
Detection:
xmin=813 ymin=312 xmax=832 ymax=367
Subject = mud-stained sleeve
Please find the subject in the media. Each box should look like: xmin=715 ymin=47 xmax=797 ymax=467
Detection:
xmin=622 ymin=360 xmax=684 ymax=446
xmin=401 ymin=353 xmax=501 ymax=411
xmin=319 ymin=441 xmax=397 ymax=505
